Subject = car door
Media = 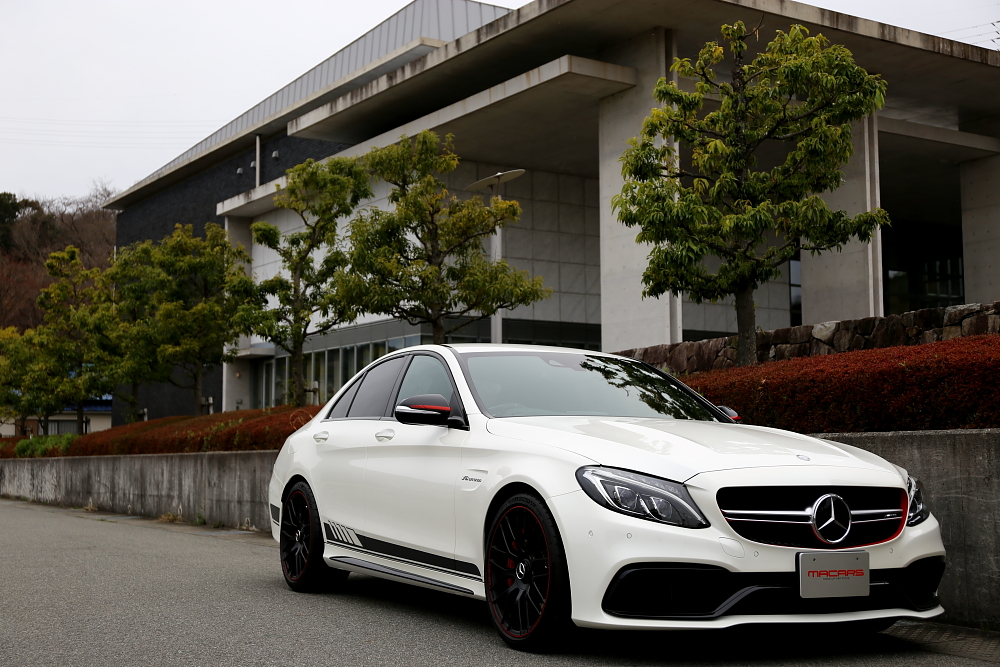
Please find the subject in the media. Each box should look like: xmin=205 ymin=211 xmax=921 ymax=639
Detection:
xmin=311 ymin=355 xmax=407 ymax=544
xmin=363 ymin=353 xmax=468 ymax=571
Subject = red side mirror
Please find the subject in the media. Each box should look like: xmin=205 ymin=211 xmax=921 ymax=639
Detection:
xmin=717 ymin=405 xmax=743 ymax=423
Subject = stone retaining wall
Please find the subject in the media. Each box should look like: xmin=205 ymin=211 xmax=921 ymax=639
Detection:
xmin=617 ymin=302 xmax=1000 ymax=375
xmin=819 ymin=429 xmax=1000 ymax=632
xmin=0 ymin=450 xmax=278 ymax=531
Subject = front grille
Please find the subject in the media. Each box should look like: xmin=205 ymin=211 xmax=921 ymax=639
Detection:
xmin=716 ymin=486 xmax=908 ymax=550
xmin=602 ymin=556 xmax=945 ymax=620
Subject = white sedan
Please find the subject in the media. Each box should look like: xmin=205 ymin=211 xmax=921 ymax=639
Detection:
xmin=268 ymin=344 xmax=945 ymax=650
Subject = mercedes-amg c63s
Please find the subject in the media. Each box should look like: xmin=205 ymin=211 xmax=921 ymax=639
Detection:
xmin=268 ymin=345 xmax=945 ymax=650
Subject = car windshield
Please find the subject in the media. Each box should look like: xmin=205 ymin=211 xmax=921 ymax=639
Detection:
xmin=459 ymin=351 xmax=719 ymax=420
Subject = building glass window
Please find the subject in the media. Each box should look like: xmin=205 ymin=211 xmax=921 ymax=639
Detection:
xmin=882 ymin=220 xmax=964 ymax=314
xmin=341 ymin=346 xmax=356 ymax=387
xmin=358 ymin=342 xmax=372 ymax=370
xmin=252 ymin=362 xmax=262 ymax=410
xmin=388 ymin=337 xmax=405 ymax=353
xmin=372 ymin=340 xmax=387 ymax=360
xmin=275 ymin=357 xmax=286 ymax=407
xmin=326 ymin=348 xmax=340 ymax=398
xmin=789 ymin=246 xmax=802 ymax=327
xmin=263 ymin=361 xmax=273 ymax=408
xmin=313 ymin=351 xmax=326 ymax=403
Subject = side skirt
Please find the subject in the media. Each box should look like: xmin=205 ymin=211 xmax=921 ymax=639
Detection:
xmin=328 ymin=555 xmax=476 ymax=595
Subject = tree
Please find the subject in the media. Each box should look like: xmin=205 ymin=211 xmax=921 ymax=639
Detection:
xmin=147 ymin=224 xmax=254 ymax=415
xmin=0 ymin=327 xmax=65 ymax=436
xmin=345 ymin=131 xmax=550 ymax=344
xmin=34 ymin=246 xmax=112 ymax=434
xmin=92 ymin=242 xmax=175 ymax=422
xmin=0 ymin=192 xmax=20 ymax=252
xmin=238 ymin=158 xmax=372 ymax=407
xmin=614 ymin=22 xmax=890 ymax=366
xmin=0 ymin=182 xmax=117 ymax=332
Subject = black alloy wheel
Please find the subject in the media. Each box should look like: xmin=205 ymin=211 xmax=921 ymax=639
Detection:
xmin=280 ymin=481 xmax=348 ymax=592
xmin=486 ymin=493 xmax=571 ymax=650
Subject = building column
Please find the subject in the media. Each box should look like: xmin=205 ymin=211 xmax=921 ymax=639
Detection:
xmin=801 ymin=115 xmax=884 ymax=324
xmin=223 ymin=215 xmax=254 ymax=413
xmin=598 ymin=28 xmax=682 ymax=352
xmin=961 ymin=153 xmax=1000 ymax=304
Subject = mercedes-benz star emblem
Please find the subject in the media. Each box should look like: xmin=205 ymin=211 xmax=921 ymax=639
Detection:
xmin=515 ymin=562 xmax=527 ymax=580
xmin=810 ymin=493 xmax=852 ymax=544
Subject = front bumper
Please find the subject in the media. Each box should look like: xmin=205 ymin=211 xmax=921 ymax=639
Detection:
xmin=549 ymin=467 xmax=946 ymax=630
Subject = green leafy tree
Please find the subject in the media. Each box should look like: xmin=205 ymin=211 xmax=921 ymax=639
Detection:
xmin=147 ymin=224 xmax=254 ymax=416
xmin=345 ymin=131 xmax=550 ymax=344
xmin=34 ymin=246 xmax=115 ymax=434
xmin=237 ymin=158 xmax=372 ymax=407
xmin=0 ymin=327 xmax=65 ymax=436
xmin=614 ymin=22 xmax=890 ymax=366
xmin=92 ymin=242 xmax=175 ymax=422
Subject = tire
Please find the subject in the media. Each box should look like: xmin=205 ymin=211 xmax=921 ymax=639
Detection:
xmin=485 ymin=492 xmax=572 ymax=651
xmin=279 ymin=481 xmax=348 ymax=593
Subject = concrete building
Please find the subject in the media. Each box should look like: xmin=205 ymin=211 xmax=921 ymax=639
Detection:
xmin=105 ymin=0 xmax=1000 ymax=421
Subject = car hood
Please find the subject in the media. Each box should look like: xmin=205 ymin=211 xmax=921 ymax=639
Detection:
xmin=485 ymin=416 xmax=899 ymax=482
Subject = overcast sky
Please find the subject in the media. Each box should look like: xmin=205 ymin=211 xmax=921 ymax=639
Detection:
xmin=2 ymin=0 xmax=997 ymax=200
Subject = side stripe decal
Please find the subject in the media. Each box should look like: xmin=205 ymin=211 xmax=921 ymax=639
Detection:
xmin=322 ymin=516 xmax=481 ymax=579
xmin=325 ymin=520 xmax=362 ymax=547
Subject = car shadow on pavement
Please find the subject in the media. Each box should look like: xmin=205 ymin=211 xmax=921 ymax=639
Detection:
xmin=264 ymin=570 xmax=934 ymax=664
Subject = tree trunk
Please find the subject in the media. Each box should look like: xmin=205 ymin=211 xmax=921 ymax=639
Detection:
xmin=76 ymin=402 xmax=85 ymax=435
xmin=194 ymin=368 xmax=203 ymax=416
xmin=432 ymin=319 xmax=446 ymax=345
xmin=289 ymin=347 xmax=305 ymax=407
xmin=734 ymin=283 xmax=758 ymax=367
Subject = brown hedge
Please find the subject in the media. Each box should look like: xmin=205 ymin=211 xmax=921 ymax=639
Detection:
xmin=681 ymin=334 xmax=1000 ymax=433
xmin=0 ymin=405 xmax=321 ymax=458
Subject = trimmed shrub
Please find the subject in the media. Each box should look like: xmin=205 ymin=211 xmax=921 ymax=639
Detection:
xmin=13 ymin=434 xmax=78 ymax=458
xmin=682 ymin=334 xmax=1000 ymax=433
xmin=63 ymin=405 xmax=321 ymax=457
xmin=1 ymin=436 xmax=22 ymax=458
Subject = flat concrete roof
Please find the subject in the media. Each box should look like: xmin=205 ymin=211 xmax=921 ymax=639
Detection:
xmin=218 ymin=55 xmax=633 ymax=216
xmin=286 ymin=0 xmax=1000 ymax=151
xmin=114 ymin=0 xmax=1000 ymax=211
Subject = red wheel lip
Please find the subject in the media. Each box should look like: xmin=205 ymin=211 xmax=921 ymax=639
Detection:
xmin=485 ymin=504 xmax=552 ymax=639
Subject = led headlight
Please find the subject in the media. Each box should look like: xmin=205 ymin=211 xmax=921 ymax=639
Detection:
xmin=907 ymin=475 xmax=930 ymax=526
xmin=576 ymin=467 xmax=709 ymax=528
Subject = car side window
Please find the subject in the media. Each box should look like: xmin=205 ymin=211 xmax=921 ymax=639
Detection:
xmin=346 ymin=356 xmax=407 ymax=419
xmin=326 ymin=379 xmax=361 ymax=419
xmin=396 ymin=355 xmax=456 ymax=405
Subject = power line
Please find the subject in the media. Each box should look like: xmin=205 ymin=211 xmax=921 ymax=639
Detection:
xmin=939 ymin=20 xmax=999 ymax=35
xmin=0 ymin=138 xmax=196 ymax=149
xmin=0 ymin=116 xmax=226 ymax=126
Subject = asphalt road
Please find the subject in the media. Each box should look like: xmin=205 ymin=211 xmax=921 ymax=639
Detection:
xmin=0 ymin=498 xmax=994 ymax=667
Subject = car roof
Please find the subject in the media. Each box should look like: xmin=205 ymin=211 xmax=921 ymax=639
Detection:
xmin=444 ymin=343 xmax=618 ymax=358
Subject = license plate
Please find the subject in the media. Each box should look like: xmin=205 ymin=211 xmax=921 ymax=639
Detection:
xmin=798 ymin=551 xmax=870 ymax=598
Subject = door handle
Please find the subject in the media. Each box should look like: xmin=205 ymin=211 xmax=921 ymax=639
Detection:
xmin=375 ymin=429 xmax=395 ymax=442
xmin=313 ymin=431 xmax=329 ymax=443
